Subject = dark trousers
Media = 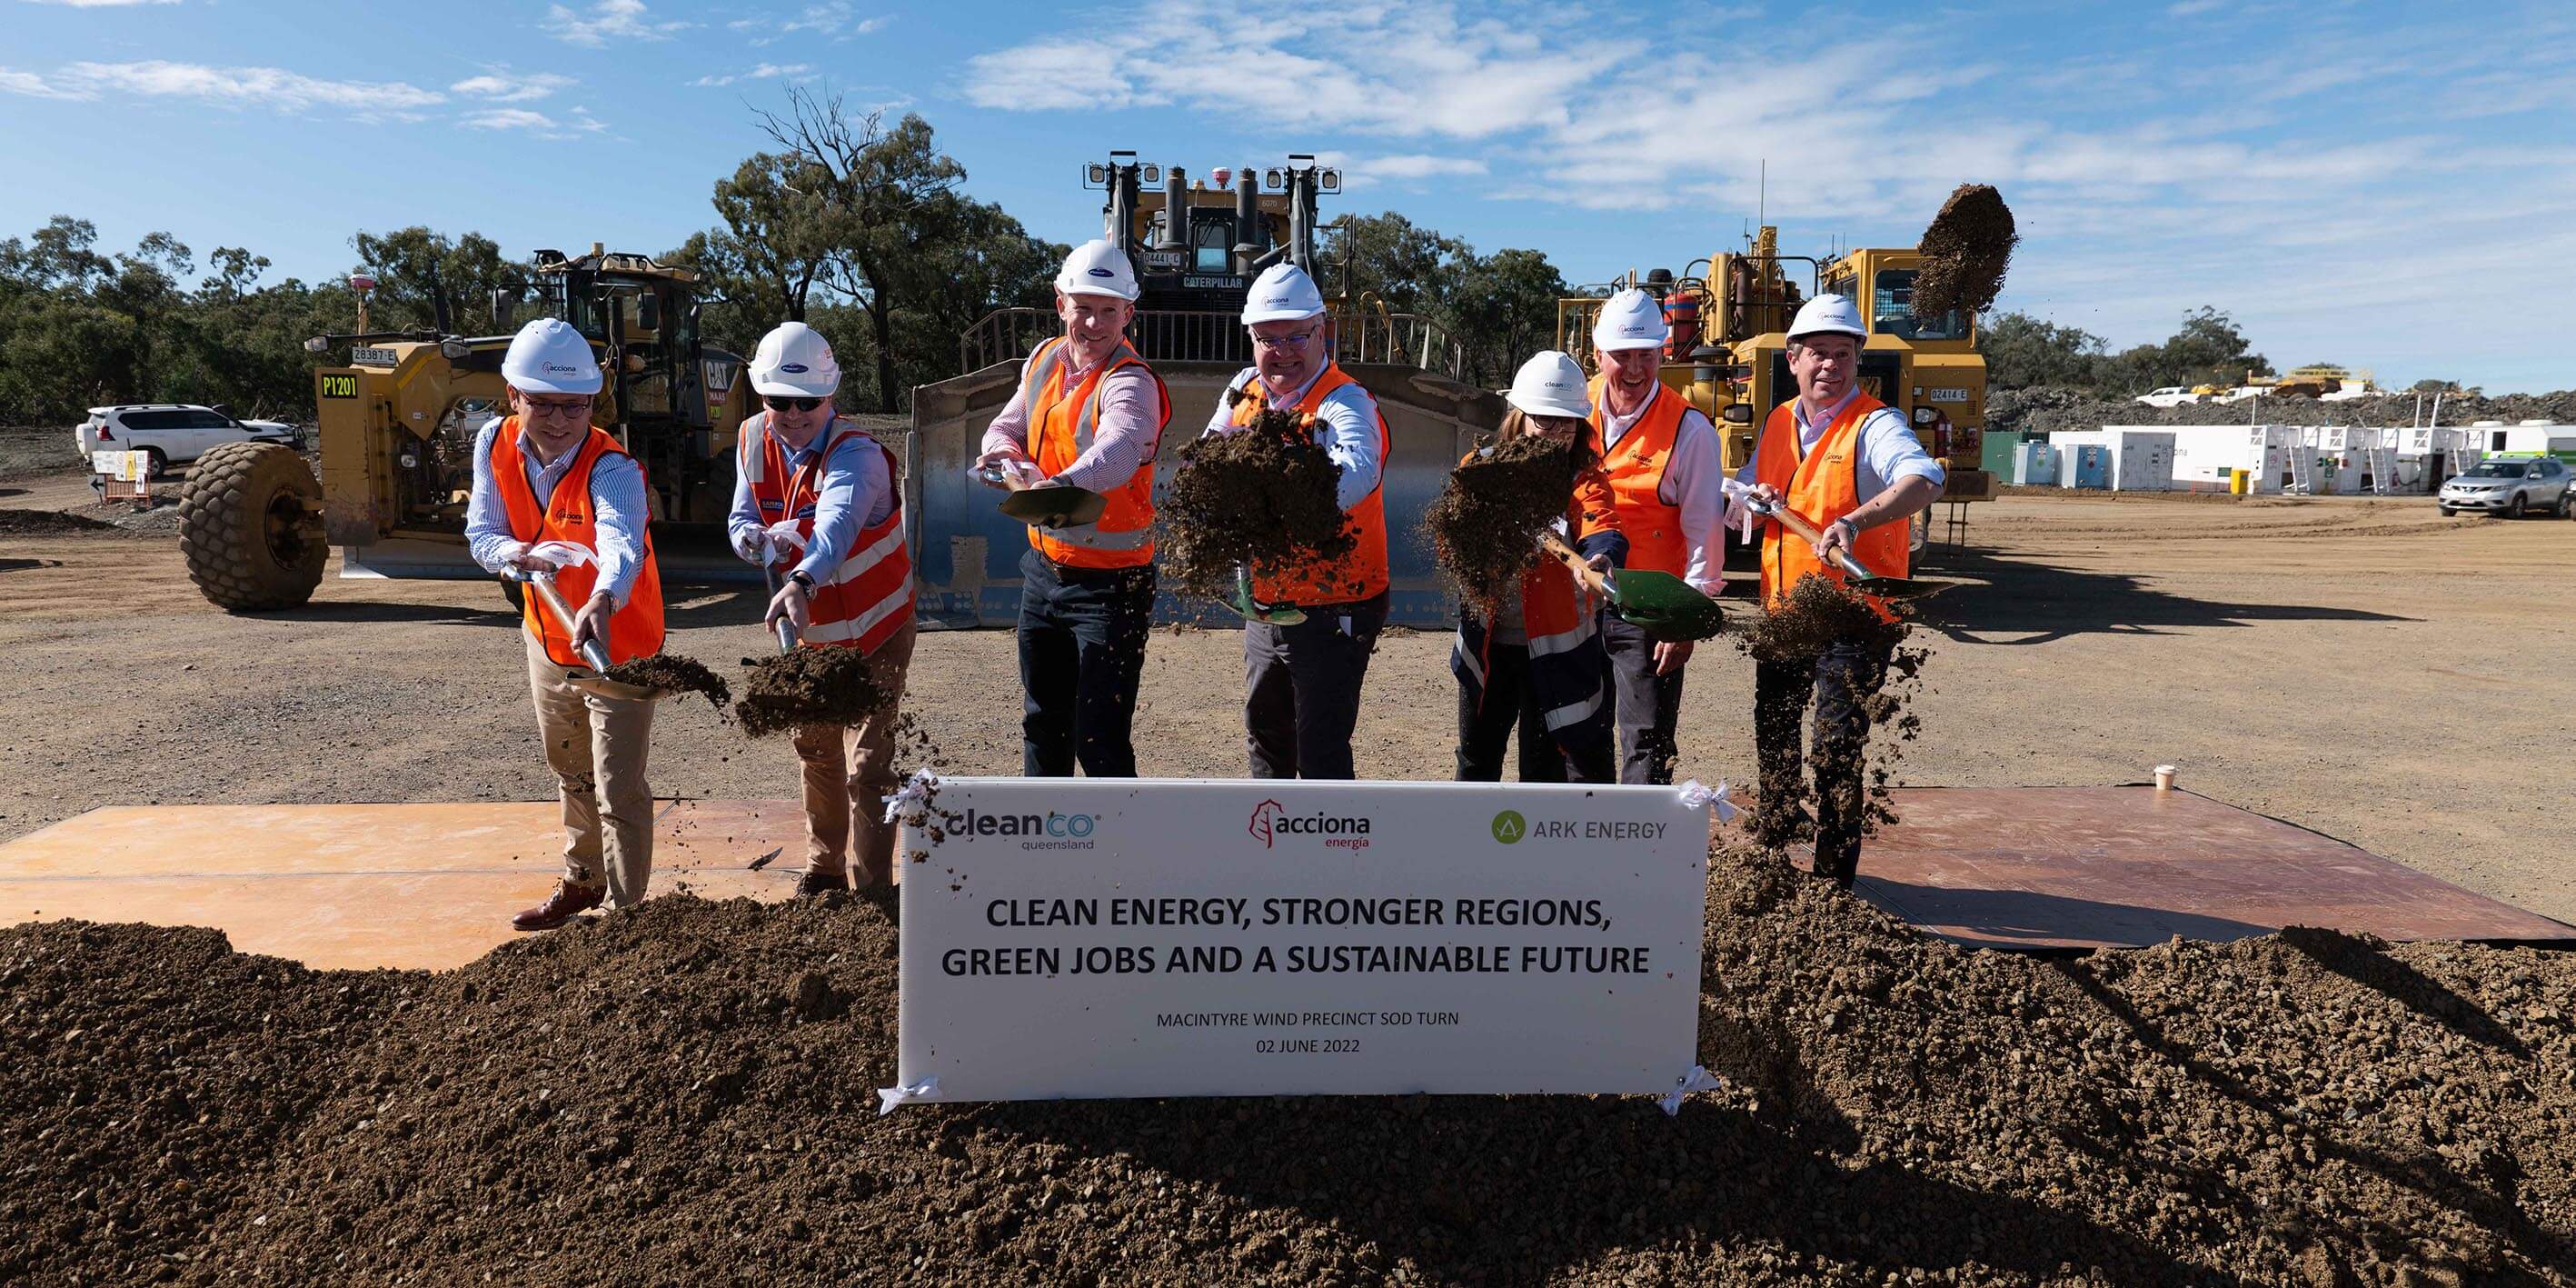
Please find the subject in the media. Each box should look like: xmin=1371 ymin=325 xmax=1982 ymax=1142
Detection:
xmin=1755 ymin=640 xmax=1893 ymax=886
xmin=1455 ymin=642 xmax=1616 ymax=784
xmin=1242 ymin=592 xmax=1387 ymax=780
xmin=1017 ymin=548 xmax=1156 ymax=777
xmin=1600 ymin=613 xmax=1687 ymax=785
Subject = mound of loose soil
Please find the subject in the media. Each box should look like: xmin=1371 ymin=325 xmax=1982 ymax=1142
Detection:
xmin=1914 ymin=184 xmax=2017 ymax=318
xmin=733 ymin=645 xmax=894 ymax=738
xmin=0 ymin=508 xmax=115 ymax=534
xmin=599 ymin=652 xmax=732 ymax=715
xmin=1987 ymin=385 xmax=2576 ymax=438
xmin=5 ymin=854 xmax=2574 ymax=1285
xmin=1739 ymin=574 xmax=1925 ymax=848
xmin=1159 ymin=400 xmax=1357 ymax=601
xmin=1424 ymin=435 xmax=1582 ymax=607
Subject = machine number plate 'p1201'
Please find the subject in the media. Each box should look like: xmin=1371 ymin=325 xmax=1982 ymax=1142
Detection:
xmin=319 ymin=374 xmax=360 ymax=399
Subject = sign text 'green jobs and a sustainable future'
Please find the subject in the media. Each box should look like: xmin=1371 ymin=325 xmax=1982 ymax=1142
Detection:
xmin=893 ymin=780 xmax=1712 ymax=1103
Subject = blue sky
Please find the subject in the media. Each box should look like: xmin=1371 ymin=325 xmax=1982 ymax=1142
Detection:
xmin=3 ymin=0 xmax=2570 ymax=392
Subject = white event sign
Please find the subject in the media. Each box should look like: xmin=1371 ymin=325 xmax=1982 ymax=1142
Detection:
xmin=894 ymin=778 xmax=1709 ymax=1103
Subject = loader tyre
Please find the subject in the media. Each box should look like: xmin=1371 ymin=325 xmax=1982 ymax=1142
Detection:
xmin=179 ymin=441 xmax=325 ymax=611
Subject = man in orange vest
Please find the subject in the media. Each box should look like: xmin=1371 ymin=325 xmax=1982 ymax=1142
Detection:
xmin=464 ymin=318 xmax=666 ymax=931
xmin=1203 ymin=262 xmax=1390 ymax=780
xmin=1742 ymin=295 xmax=1944 ymax=886
xmin=1587 ymin=287 xmax=1727 ymax=785
xmin=975 ymin=240 xmax=1170 ymax=777
xmin=729 ymin=322 xmax=917 ymax=895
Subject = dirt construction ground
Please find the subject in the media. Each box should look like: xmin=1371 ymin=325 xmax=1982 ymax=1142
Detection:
xmin=1 ymin=443 xmax=2571 ymax=925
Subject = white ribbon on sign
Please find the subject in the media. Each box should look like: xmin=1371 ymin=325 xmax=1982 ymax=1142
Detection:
xmin=1676 ymin=779 xmax=1738 ymax=824
xmin=881 ymin=767 xmax=944 ymax=826
xmin=876 ymin=1074 xmax=939 ymax=1116
xmin=1659 ymin=1064 xmax=1723 ymax=1116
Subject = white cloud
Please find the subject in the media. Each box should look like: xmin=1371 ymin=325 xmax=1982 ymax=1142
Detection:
xmin=46 ymin=60 xmax=444 ymax=118
xmin=2166 ymin=0 xmax=2223 ymax=15
xmin=688 ymin=62 xmax=813 ymax=88
xmin=451 ymin=71 xmax=577 ymax=102
xmin=0 ymin=67 xmax=88 ymax=99
xmin=461 ymin=105 xmax=611 ymax=138
xmin=543 ymin=0 xmax=690 ymax=46
xmin=733 ymin=2 xmax=889 ymax=44
xmin=1359 ymin=154 xmax=1487 ymax=182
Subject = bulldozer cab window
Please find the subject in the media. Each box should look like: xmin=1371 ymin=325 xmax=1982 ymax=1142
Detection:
xmin=1873 ymin=269 xmax=1967 ymax=342
xmin=1194 ymin=218 xmax=1232 ymax=272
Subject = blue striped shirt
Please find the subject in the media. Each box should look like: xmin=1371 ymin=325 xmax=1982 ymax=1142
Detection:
xmin=463 ymin=418 xmax=649 ymax=608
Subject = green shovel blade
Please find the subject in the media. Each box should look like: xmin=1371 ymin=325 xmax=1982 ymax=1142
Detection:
xmin=1606 ymin=568 xmax=1726 ymax=642
xmin=1228 ymin=567 xmax=1307 ymax=625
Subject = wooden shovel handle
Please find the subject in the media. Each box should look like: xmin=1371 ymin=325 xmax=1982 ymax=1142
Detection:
xmin=1751 ymin=499 xmax=1878 ymax=583
xmin=528 ymin=572 xmax=612 ymax=674
xmin=975 ymin=462 xmax=1036 ymax=493
xmin=1536 ymin=529 xmax=1614 ymax=597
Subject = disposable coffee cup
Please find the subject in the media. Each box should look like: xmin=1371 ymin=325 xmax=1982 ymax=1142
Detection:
xmin=2153 ymin=764 xmax=2177 ymax=791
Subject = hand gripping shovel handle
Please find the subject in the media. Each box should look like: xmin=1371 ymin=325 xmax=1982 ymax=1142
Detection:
xmin=761 ymin=563 xmax=801 ymax=654
xmin=526 ymin=571 xmax=613 ymax=674
xmin=1536 ymin=529 xmax=1614 ymax=598
xmin=1748 ymin=498 xmax=1878 ymax=584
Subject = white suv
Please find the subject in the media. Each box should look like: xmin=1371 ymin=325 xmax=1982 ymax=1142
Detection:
xmin=2439 ymin=456 xmax=2574 ymax=518
xmin=74 ymin=404 xmax=304 ymax=475
xmin=2135 ymin=386 xmax=2200 ymax=408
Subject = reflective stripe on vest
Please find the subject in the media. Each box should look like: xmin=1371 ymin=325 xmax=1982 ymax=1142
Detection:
xmin=1228 ymin=364 xmax=1390 ymax=604
xmin=1022 ymin=335 xmax=1168 ymax=564
xmin=742 ymin=414 xmax=914 ymax=654
xmin=1753 ymin=393 xmax=1910 ymax=622
xmin=491 ymin=418 xmax=666 ymax=667
xmin=1588 ymin=377 xmax=1691 ymax=577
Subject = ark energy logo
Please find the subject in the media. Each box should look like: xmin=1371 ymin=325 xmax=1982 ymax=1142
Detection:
xmin=1490 ymin=810 xmax=1527 ymax=844
xmin=1248 ymin=799 xmax=1372 ymax=852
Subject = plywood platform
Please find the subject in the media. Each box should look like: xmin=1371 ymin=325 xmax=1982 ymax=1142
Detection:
xmin=1849 ymin=786 xmax=2576 ymax=952
xmin=3 ymin=787 xmax=2567 ymax=971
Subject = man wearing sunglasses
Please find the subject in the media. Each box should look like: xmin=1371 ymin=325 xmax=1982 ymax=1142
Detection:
xmin=974 ymin=240 xmax=1170 ymax=779
xmin=464 ymin=317 xmax=666 ymax=931
xmin=727 ymin=321 xmax=915 ymax=897
xmin=1201 ymin=262 xmax=1390 ymax=780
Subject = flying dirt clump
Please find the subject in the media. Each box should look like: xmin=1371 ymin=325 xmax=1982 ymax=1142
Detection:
xmin=599 ymin=652 xmax=732 ymax=715
xmin=1423 ymin=434 xmax=1586 ymax=607
xmin=1913 ymin=183 xmax=2016 ymax=319
xmin=1158 ymin=399 xmax=1357 ymax=601
xmin=732 ymin=646 xmax=895 ymax=738
xmin=1737 ymin=574 xmax=1926 ymax=849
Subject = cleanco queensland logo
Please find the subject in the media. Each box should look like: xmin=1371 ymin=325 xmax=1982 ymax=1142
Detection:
xmin=1248 ymin=799 xmax=1371 ymax=852
xmin=958 ymin=807 xmax=1099 ymax=852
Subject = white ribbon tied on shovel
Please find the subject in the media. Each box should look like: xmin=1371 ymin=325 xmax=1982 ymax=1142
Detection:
xmin=881 ymin=767 xmax=944 ymax=826
xmin=501 ymin=540 xmax=597 ymax=571
xmin=1676 ymin=779 xmax=1739 ymax=824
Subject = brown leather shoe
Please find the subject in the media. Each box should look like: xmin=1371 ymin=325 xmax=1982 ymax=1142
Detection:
xmin=794 ymin=868 xmax=847 ymax=898
xmin=512 ymin=880 xmax=604 ymax=931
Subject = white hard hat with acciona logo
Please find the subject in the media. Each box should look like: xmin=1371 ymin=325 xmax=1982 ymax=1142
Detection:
xmin=1787 ymin=294 xmax=1868 ymax=343
xmin=751 ymin=321 xmax=840 ymax=398
xmin=1507 ymin=351 xmax=1593 ymax=419
xmin=1241 ymin=263 xmax=1327 ymax=324
xmin=1591 ymin=288 xmax=1668 ymax=354
xmin=1056 ymin=238 xmax=1139 ymax=302
xmin=501 ymin=317 xmax=602 ymax=394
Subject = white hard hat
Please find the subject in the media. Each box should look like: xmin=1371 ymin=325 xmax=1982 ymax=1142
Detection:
xmin=1591 ymin=288 xmax=1667 ymax=353
xmin=750 ymin=321 xmax=840 ymax=398
xmin=1241 ymin=263 xmax=1326 ymax=325
xmin=1056 ymin=239 xmax=1139 ymax=302
xmin=1507 ymin=351 xmax=1592 ymax=419
xmin=1787 ymin=294 xmax=1868 ymax=344
xmin=501 ymin=317 xmax=602 ymax=395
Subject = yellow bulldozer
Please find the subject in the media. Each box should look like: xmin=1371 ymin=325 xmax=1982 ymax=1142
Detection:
xmin=1556 ymin=217 xmax=2003 ymax=509
xmin=176 ymin=245 xmax=751 ymax=611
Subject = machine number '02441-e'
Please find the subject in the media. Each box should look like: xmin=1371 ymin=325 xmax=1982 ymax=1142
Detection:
xmin=320 ymin=374 xmax=360 ymax=399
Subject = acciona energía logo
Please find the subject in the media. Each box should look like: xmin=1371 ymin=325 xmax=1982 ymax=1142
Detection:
xmin=1247 ymin=799 xmax=1371 ymax=852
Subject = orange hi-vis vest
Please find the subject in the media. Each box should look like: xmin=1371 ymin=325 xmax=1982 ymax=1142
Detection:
xmin=491 ymin=419 xmax=666 ymax=667
xmin=1755 ymin=392 xmax=1911 ymax=622
xmin=739 ymin=413 xmax=914 ymax=654
xmin=1589 ymin=377 xmax=1692 ymax=577
xmin=1451 ymin=444 xmax=1611 ymax=737
xmin=1022 ymin=335 xmax=1169 ymax=569
xmin=1228 ymin=364 xmax=1390 ymax=604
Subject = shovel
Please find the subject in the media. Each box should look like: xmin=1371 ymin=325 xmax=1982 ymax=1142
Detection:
xmin=973 ymin=462 xmax=1109 ymax=529
xmin=761 ymin=562 xmax=802 ymax=654
xmin=522 ymin=570 xmax=664 ymax=703
xmin=1537 ymin=530 xmax=1725 ymax=642
xmin=1746 ymin=499 xmax=1948 ymax=600
xmin=1224 ymin=565 xmax=1307 ymax=626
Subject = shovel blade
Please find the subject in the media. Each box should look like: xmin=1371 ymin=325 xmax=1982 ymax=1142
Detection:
xmin=1000 ymin=484 xmax=1109 ymax=529
xmin=564 ymin=671 xmax=667 ymax=704
xmin=1606 ymin=568 xmax=1726 ymax=642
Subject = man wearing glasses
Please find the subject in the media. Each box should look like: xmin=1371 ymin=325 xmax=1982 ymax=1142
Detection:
xmin=974 ymin=240 xmax=1170 ymax=779
xmin=727 ymin=321 xmax=915 ymax=897
xmin=1203 ymin=263 xmax=1390 ymax=780
xmin=465 ymin=317 xmax=667 ymax=931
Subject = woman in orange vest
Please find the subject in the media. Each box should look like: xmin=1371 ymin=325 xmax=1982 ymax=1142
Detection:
xmin=729 ymin=323 xmax=916 ymax=896
xmin=975 ymin=240 xmax=1170 ymax=778
xmin=1203 ymin=263 xmax=1390 ymax=780
xmin=1452 ymin=353 xmax=1626 ymax=784
xmin=1741 ymin=295 xmax=1945 ymax=887
xmin=1586 ymin=288 xmax=1728 ymax=785
xmin=463 ymin=318 xmax=666 ymax=931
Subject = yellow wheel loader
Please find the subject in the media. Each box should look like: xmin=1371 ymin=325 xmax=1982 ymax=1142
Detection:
xmin=178 ymin=245 xmax=751 ymax=611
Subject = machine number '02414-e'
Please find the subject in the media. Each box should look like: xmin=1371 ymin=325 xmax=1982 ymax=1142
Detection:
xmin=320 ymin=374 xmax=360 ymax=399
